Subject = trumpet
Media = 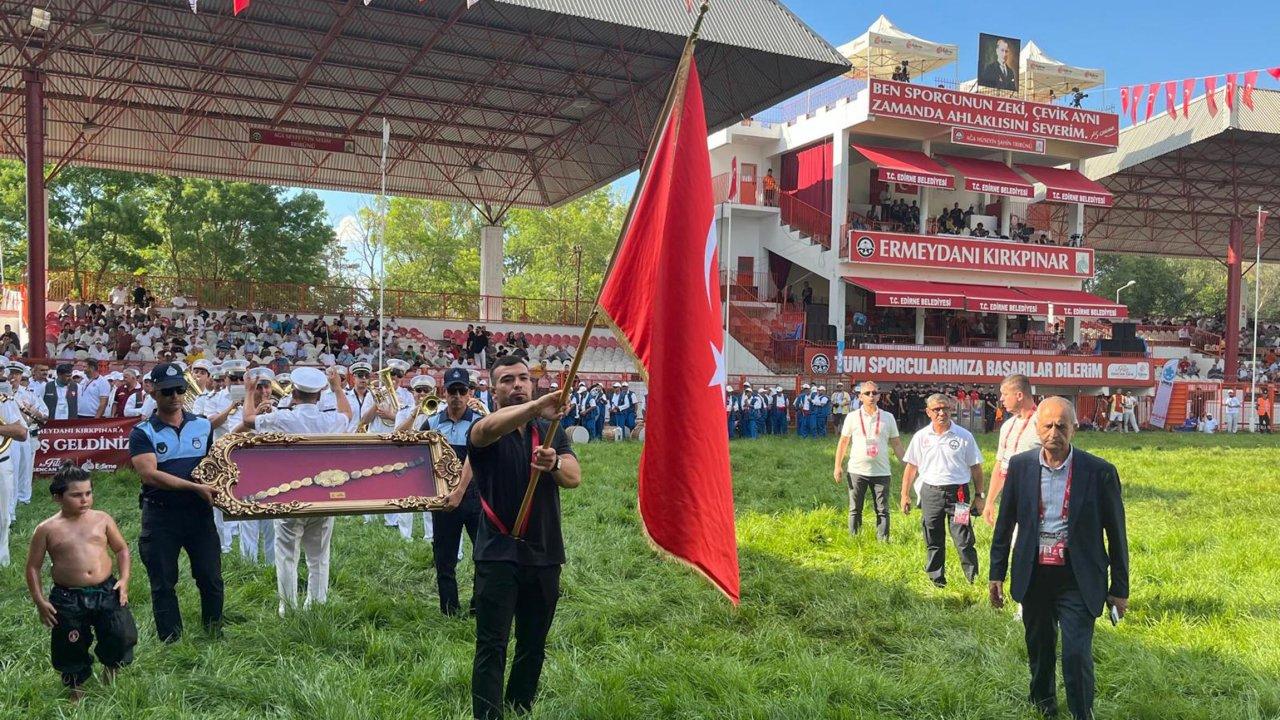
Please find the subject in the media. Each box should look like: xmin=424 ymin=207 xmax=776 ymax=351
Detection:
xmin=468 ymin=397 xmax=491 ymax=416
xmin=373 ymin=367 xmax=402 ymax=412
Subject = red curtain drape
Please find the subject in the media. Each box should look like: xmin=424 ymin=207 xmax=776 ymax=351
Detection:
xmin=780 ymin=139 xmax=832 ymax=214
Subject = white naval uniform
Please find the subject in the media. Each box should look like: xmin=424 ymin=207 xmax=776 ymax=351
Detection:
xmin=204 ymin=389 xmax=246 ymax=556
xmin=256 ymin=403 xmax=351 ymax=614
xmin=377 ymin=387 xmax=430 ymax=540
xmin=0 ymin=397 xmax=24 ymax=566
xmin=12 ymin=385 xmax=42 ymax=511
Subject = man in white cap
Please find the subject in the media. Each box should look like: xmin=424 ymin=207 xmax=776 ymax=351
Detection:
xmin=371 ymin=359 xmax=414 ymax=532
xmin=474 ymin=378 xmax=493 ymax=412
xmin=724 ymin=384 xmax=739 ymax=438
xmin=8 ymin=363 xmax=44 ymax=514
xmin=814 ymin=385 xmax=831 ymax=437
xmin=391 ymin=372 xmax=438 ymax=542
xmin=0 ymin=371 xmax=28 ymax=551
xmin=830 ymin=382 xmax=852 ymax=438
xmin=608 ymin=382 xmax=625 ymax=438
xmin=200 ymin=358 xmax=251 ymax=554
xmin=122 ymin=369 xmax=155 ymax=419
xmin=344 ymin=361 xmax=380 ymax=432
xmin=618 ymin=382 xmax=637 ymax=438
xmin=239 ymin=366 xmax=352 ymax=615
xmin=771 ymin=385 xmax=789 ymax=435
xmin=742 ymin=384 xmax=763 ymax=439
xmin=189 ymin=359 xmax=217 ymax=418
xmin=793 ymin=383 xmax=813 ymax=438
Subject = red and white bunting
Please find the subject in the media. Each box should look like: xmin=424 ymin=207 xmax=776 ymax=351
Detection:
xmin=1243 ymin=70 xmax=1259 ymax=110
xmin=1225 ymin=74 xmax=1237 ymax=111
xmin=1204 ymin=76 xmax=1219 ymax=116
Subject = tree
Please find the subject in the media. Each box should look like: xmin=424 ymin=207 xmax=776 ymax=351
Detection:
xmin=382 ymin=197 xmax=482 ymax=295
xmin=502 ymin=187 xmax=625 ymax=302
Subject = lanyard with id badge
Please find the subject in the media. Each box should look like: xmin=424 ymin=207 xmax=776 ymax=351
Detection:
xmin=859 ymin=410 xmax=881 ymax=458
xmin=1038 ymin=462 xmax=1072 ymax=566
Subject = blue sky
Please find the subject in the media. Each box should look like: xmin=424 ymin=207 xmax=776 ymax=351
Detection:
xmin=316 ymin=0 xmax=1278 ymax=227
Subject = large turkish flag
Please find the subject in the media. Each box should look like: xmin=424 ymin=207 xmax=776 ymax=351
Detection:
xmin=599 ymin=58 xmax=740 ymax=603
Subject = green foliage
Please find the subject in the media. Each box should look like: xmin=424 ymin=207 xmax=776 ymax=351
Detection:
xmin=503 ymin=188 xmax=625 ymax=301
xmin=381 ymin=198 xmax=483 ymax=295
xmin=1 ymin=433 xmax=1277 ymax=719
xmin=0 ymin=161 xmax=336 ymax=286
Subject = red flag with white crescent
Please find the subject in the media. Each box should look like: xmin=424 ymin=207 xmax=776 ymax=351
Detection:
xmin=233 ymin=0 xmax=250 ymax=14
xmin=1164 ymin=81 xmax=1177 ymax=120
xmin=1260 ymin=210 xmax=1271 ymax=250
xmin=1243 ymin=70 xmax=1259 ymax=110
xmin=1225 ymin=74 xmax=1237 ymax=111
xmin=1205 ymin=76 xmax=1219 ymax=116
xmin=598 ymin=58 xmax=740 ymax=604
xmin=1182 ymin=78 xmax=1195 ymax=118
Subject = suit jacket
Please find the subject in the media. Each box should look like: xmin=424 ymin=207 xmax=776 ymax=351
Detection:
xmin=989 ymin=447 xmax=1129 ymax=616
xmin=980 ymin=62 xmax=1018 ymax=91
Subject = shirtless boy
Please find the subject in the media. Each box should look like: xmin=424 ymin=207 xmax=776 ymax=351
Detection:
xmin=25 ymin=464 xmax=137 ymax=698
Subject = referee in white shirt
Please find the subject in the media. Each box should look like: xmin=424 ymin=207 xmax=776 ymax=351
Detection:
xmin=833 ymin=381 xmax=904 ymax=541
xmin=901 ymin=393 xmax=986 ymax=587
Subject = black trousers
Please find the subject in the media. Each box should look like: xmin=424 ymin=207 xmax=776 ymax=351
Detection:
xmin=918 ymin=483 xmax=978 ymax=583
xmin=472 ymin=561 xmax=561 ymax=720
xmin=1022 ymin=561 xmax=1097 ymax=720
xmin=49 ymin=578 xmax=137 ymax=687
xmin=847 ymin=473 xmax=890 ymax=541
xmin=138 ymin=500 xmax=224 ymax=642
xmin=432 ymin=493 xmax=481 ymax=615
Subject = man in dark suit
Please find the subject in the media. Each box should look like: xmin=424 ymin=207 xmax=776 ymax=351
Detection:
xmin=989 ymin=397 xmax=1129 ymax=720
xmin=979 ymin=37 xmax=1018 ymax=91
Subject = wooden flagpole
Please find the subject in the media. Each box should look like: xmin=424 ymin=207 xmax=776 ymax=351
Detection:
xmin=511 ymin=1 xmax=712 ymax=538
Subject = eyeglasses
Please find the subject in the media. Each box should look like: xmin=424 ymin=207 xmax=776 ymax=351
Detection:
xmin=446 ymin=387 xmax=468 ymax=396
xmin=160 ymin=386 xmax=187 ymax=397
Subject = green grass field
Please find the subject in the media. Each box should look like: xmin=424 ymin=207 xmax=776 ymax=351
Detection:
xmin=1 ymin=431 xmax=1278 ymax=719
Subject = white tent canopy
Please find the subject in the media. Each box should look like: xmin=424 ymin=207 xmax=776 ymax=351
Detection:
xmin=1019 ymin=41 xmax=1104 ymax=102
xmin=837 ymin=15 xmax=958 ymax=80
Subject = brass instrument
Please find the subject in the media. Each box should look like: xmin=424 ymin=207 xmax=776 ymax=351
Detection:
xmin=183 ymin=372 xmax=203 ymax=410
xmin=467 ymin=397 xmax=491 ymax=416
xmin=373 ymin=367 xmax=402 ymax=412
xmin=269 ymin=379 xmax=292 ymax=400
xmin=416 ymin=394 xmax=442 ymax=417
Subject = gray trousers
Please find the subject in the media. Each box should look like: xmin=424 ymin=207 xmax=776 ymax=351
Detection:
xmin=846 ymin=473 xmax=890 ymax=541
xmin=918 ymin=482 xmax=978 ymax=583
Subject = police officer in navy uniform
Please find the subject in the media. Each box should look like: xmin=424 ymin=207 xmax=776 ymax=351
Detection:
xmin=128 ymin=363 xmax=223 ymax=642
xmin=428 ymin=368 xmax=484 ymax=616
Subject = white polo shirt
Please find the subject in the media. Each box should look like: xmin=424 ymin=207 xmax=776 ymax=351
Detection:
xmin=841 ymin=407 xmax=899 ymax=477
xmin=995 ymin=411 xmax=1041 ymax=472
xmin=904 ymin=421 xmax=982 ymax=487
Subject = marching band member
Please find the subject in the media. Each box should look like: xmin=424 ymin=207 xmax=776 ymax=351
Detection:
xmin=345 ymin=362 xmax=380 ymax=432
xmin=0 ymin=377 xmax=28 ymax=564
xmin=814 ymin=385 xmax=831 ymax=437
xmin=392 ymin=373 xmax=438 ymax=542
xmin=771 ymin=385 xmax=788 ymax=435
xmin=725 ymin=384 xmax=739 ymax=438
xmin=619 ymin=382 xmax=637 ymax=438
xmin=744 ymin=386 xmax=764 ymax=439
xmin=190 ymin=359 xmax=216 ymax=417
xmin=238 ymin=367 xmax=352 ymax=616
xmin=9 ymin=363 xmax=43 ymax=515
xmin=372 ymin=359 xmax=414 ymax=533
xmin=793 ymin=383 xmax=812 ymax=438
xmin=203 ymin=359 xmax=250 ymax=555
xmin=234 ymin=367 xmax=280 ymax=565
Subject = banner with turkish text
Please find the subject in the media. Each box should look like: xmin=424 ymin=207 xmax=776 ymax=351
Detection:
xmin=34 ymin=418 xmax=139 ymax=475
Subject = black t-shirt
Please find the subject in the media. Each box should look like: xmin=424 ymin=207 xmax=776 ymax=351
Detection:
xmin=467 ymin=419 xmax=574 ymax=566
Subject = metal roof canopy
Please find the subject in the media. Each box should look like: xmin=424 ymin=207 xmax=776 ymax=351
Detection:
xmin=1075 ymin=89 xmax=1280 ymax=263
xmin=0 ymin=0 xmax=848 ymax=216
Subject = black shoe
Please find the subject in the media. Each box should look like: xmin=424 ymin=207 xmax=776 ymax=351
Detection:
xmin=931 ymin=577 xmax=947 ymax=588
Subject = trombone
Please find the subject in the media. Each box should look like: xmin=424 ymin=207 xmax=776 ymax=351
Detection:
xmin=183 ymin=371 xmax=203 ymax=410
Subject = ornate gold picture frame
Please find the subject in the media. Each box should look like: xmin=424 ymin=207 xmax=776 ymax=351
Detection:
xmin=192 ymin=430 xmax=462 ymax=519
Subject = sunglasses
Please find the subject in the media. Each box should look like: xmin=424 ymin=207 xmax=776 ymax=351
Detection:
xmin=862 ymin=391 xmax=880 ymax=396
xmin=446 ymin=387 xmax=468 ymax=396
xmin=160 ymin=386 xmax=187 ymax=397
xmin=413 ymin=387 xmax=433 ymax=394
xmin=352 ymin=371 xmax=370 ymax=379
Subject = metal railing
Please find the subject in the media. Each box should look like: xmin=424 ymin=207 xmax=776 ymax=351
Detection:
xmin=46 ymin=271 xmax=597 ymax=326
xmin=779 ymin=192 xmax=831 ymax=249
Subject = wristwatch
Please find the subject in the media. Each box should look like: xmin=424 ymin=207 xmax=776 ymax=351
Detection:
xmin=552 ymin=455 xmax=562 ymax=473
xmin=247 ymin=457 xmax=427 ymax=502
xmin=978 ymin=492 xmax=987 ymax=499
